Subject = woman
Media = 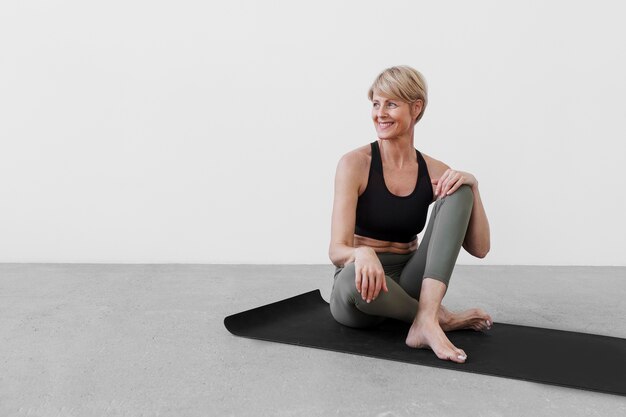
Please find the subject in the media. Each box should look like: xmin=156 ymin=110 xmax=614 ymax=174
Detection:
xmin=328 ymin=65 xmax=492 ymax=364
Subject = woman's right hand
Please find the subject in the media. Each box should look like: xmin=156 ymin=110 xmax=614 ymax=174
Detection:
xmin=354 ymin=247 xmax=388 ymax=303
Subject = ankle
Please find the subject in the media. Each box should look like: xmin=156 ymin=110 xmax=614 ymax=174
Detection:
xmin=414 ymin=312 xmax=438 ymax=326
xmin=438 ymin=307 xmax=452 ymax=325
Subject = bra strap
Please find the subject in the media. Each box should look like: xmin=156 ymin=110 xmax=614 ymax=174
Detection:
xmin=371 ymin=141 xmax=383 ymax=174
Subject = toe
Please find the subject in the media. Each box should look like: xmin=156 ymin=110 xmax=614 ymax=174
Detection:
xmin=449 ymin=346 xmax=466 ymax=361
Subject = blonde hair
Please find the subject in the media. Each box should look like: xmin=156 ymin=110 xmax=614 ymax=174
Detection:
xmin=367 ymin=65 xmax=428 ymax=125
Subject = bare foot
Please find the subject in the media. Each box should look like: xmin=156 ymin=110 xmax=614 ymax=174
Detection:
xmin=406 ymin=319 xmax=468 ymax=363
xmin=439 ymin=305 xmax=492 ymax=332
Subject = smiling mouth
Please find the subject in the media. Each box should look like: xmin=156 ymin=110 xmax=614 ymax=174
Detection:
xmin=378 ymin=122 xmax=394 ymax=129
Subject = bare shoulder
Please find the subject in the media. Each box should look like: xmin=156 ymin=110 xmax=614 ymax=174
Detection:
xmin=335 ymin=143 xmax=372 ymax=194
xmin=420 ymin=152 xmax=451 ymax=179
xmin=336 ymin=143 xmax=371 ymax=173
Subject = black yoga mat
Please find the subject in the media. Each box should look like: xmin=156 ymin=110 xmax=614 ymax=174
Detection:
xmin=224 ymin=289 xmax=626 ymax=397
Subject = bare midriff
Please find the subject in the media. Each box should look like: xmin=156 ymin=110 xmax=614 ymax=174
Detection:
xmin=353 ymin=234 xmax=417 ymax=254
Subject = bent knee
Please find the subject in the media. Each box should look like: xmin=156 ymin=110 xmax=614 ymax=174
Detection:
xmin=445 ymin=184 xmax=473 ymax=207
xmin=332 ymin=263 xmax=359 ymax=298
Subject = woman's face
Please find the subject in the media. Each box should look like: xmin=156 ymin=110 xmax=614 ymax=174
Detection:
xmin=371 ymin=92 xmax=422 ymax=139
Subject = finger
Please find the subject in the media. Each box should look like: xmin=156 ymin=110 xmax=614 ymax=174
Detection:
xmin=445 ymin=179 xmax=461 ymax=195
xmin=355 ymin=269 xmax=362 ymax=293
xmin=366 ymin=274 xmax=376 ymax=302
xmin=360 ymin=273 xmax=369 ymax=300
xmin=441 ymin=172 xmax=459 ymax=196
xmin=381 ymin=272 xmax=389 ymax=292
xmin=435 ymin=171 xmax=448 ymax=195
xmin=437 ymin=170 xmax=453 ymax=196
xmin=441 ymin=171 xmax=455 ymax=193
xmin=448 ymin=176 xmax=466 ymax=195
xmin=365 ymin=272 xmax=376 ymax=303
xmin=372 ymin=273 xmax=383 ymax=300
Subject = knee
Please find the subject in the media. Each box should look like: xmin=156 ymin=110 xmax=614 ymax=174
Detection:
xmin=330 ymin=263 xmax=358 ymax=322
xmin=332 ymin=263 xmax=358 ymax=299
xmin=444 ymin=184 xmax=473 ymax=208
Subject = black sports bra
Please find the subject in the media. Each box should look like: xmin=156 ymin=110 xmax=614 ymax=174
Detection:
xmin=354 ymin=141 xmax=433 ymax=243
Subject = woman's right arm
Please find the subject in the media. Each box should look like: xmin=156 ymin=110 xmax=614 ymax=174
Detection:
xmin=328 ymin=152 xmax=388 ymax=303
xmin=328 ymin=152 xmax=363 ymax=268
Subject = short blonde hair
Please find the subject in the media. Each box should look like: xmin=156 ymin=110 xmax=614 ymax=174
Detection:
xmin=367 ymin=65 xmax=428 ymax=125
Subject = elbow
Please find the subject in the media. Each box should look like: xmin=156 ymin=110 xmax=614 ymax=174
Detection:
xmin=463 ymin=241 xmax=489 ymax=259
xmin=473 ymin=235 xmax=490 ymax=259
xmin=476 ymin=245 xmax=490 ymax=259
xmin=328 ymin=245 xmax=339 ymax=267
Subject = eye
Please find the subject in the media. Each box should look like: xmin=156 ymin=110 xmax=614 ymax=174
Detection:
xmin=372 ymin=101 xmax=398 ymax=109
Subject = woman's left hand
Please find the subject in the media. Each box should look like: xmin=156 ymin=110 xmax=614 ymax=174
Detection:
xmin=432 ymin=169 xmax=477 ymax=199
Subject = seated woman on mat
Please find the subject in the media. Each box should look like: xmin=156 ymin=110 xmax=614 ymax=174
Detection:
xmin=328 ymin=65 xmax=493 ymax=364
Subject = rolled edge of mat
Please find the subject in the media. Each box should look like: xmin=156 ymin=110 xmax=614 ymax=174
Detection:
xmin=223 ymin=289 xmax=323 ymax=335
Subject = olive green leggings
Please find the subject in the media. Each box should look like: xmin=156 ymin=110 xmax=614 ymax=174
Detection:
xmin=330 ymin=184 xmax=474 ymax=328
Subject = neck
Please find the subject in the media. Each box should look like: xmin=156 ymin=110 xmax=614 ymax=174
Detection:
xmin=378 ymin=136 xmax=416 ymax=168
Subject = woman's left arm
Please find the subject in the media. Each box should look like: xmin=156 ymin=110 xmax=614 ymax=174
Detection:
xmin=434 ymin=169 xmax=491 ymax=258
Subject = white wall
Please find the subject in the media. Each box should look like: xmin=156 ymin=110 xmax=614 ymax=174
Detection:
xmin=1 ymin=0 xmax=624 ymax=265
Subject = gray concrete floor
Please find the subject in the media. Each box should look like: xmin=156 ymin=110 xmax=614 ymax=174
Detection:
xmin=1 ymin=264 xmax=625 ymax=417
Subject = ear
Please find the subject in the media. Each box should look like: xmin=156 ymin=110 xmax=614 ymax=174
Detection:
xmin=412 ymin=99 xmax=424 ymax=119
